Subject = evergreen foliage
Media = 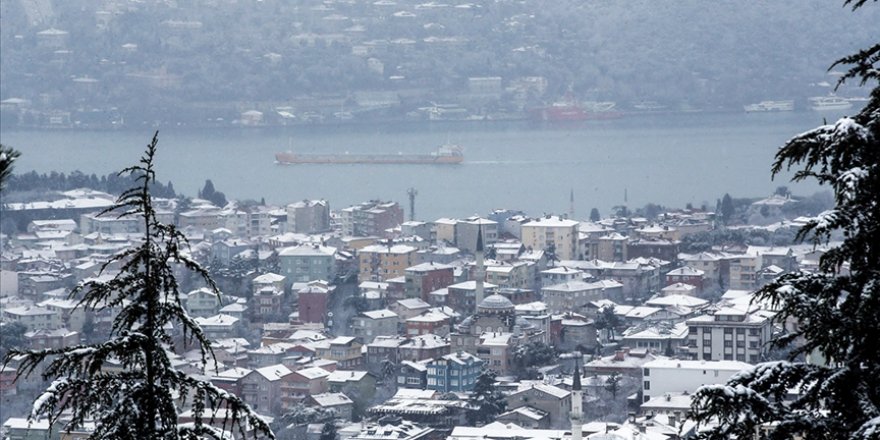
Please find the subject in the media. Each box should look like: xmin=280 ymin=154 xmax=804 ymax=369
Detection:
xmin=319 ymin=422 xmax=337 ymax=440
xmin=199 ymin=179 xmax=228 ymax=208
xmin=594 ymin=306 xmax=622 ymax=341
xmin=275 ymin=404 xmax=335 ymax=426
xmin=511 ymin=341 xmax=557 ymax=379
xmin=589 ymin=208 xmax=601 ymax=222
xmin=466 ymin=369 xmax=507 ymax=426
xmin=719 ymin=193 xmax=734 ymax=224
xmin=0 ymin=144 xmax=21 ymax=192
xmin=343 ymin=292 xmax=369 ymax=313
xmin=3 ymin=133 xmax=274 ymax=439
xmin=272 ymin=403 xmax=335 ymax=439
xmin=0 ymin=321 xmax=27 ymax=359
xmin=635 ymin=203 xmax=666 ymax=220
xmin=5 ymin=170 xmax=177 ymax=198
xmin=679 ymin=227 xmax=801 ymax=253
xmin=690 ymin=3 xmax=880 ymax=437
xmin=604 ymin=372 xmax=621 ymax=400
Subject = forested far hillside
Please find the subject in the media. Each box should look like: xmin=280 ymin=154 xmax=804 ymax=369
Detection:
xmin=0 ymin=0 xmax=876 ymax=125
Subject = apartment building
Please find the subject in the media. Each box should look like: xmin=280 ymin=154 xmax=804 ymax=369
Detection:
xmin=521 ymin=216 xmax=579 ymax=261
xmin=455 ymin=217 xmax=498 ymax=253
xmin=279 ymin=244 xmax=337 ymax=284
xmin=341 ymin=200 xmax=404 ymax=237
xmin=404 ymin=263 xmax=454 ymax=301
xmin=358 ymin=244 xmax=419 ymax=282
xmin=351 ymin=309 xmax=399 ymax=343
xmin=685 ymin=306 xmax=775 ymax=363
xmin=286 ymin=200 xmax=331 ymax=233
xmin=641 ymin=359 xmax=751 ymax=402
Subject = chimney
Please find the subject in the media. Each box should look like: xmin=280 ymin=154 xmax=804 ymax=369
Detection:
xmin=613 ymin=350 xmax=626 ymax=361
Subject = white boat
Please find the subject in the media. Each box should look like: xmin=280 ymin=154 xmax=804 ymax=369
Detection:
xmin=582 ymin=101 xmax=618 ymax=112
xmin=633 ymin=100 xmax=667 ymax=111
xmin=809 ymin=96 xmax=853 ymax=111
xmin=744 ymin=100 xmax=794 ymax=112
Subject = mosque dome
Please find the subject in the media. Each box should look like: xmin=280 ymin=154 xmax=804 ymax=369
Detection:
xmin=515 ymin=317 xmax=536 ymax=329
xmin=478 ymin=294 xmax=514 ymax=312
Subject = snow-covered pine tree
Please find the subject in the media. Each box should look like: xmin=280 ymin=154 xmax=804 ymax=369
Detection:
xmin=4 ymin=133 xmax=274 ymax=439
xmin=689 ymin=3 xmax=879 ymax=438
xmin=0 ymin=144 xmax=21 ymax=192
xmin=466 ymin=369 xmax=507 ymax=426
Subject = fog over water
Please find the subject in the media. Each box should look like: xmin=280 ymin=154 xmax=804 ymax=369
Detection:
xmin=2 ymin=110 xmax=832 ymax=219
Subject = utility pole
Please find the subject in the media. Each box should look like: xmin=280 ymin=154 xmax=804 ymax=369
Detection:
xmin=407 ymin=187 xmax=418 ymax=221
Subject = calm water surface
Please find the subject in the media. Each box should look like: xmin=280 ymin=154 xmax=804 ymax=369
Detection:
xmin=0 ymin=112 xmax=831 ymax=220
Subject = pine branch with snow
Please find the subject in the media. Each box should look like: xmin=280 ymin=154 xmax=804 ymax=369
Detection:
xmin=0 ymin=143 xmax=21 ymax=192
xmin=3 ymin=132 xmax=274 ymax=440
xmin=691 ymin=6 xmax=880 ymax=438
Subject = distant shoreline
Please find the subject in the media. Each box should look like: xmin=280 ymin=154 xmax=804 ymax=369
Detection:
xmin=0 ymin=107 xmax=826 ymax=135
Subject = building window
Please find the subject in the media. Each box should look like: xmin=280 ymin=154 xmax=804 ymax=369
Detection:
xmin=643 ymin=381 xmax=650 ymax=390
xmin=643 ymin=368 xmax=650 ymax=377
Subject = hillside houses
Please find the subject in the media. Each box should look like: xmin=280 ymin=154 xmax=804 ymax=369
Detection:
xmin=0 ymin=191 xmax=802 ymax=428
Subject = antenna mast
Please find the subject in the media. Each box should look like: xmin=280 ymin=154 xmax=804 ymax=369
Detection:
xmin=407 ymin=187 xmax=418 ymax=221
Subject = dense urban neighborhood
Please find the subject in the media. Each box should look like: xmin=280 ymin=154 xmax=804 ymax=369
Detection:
xmin=2 ymin=0 xmax=878 ymax=439
xmin=0 ymin=179 xmax=840 ymax=438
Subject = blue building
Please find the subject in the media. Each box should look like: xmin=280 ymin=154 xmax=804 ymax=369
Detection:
xmin=426 ymin=351 xmax=484 ymax=392
xmin=278 ymin=244 xmax=337 ymax=285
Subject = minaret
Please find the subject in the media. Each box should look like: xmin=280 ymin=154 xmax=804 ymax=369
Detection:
xmin=474 ymin=226 xmax=485 ymax=310
xmin=569 ymin=188 xmax=575 ymax=219
xmin=571 ymin=361 xmax=583 ymax=440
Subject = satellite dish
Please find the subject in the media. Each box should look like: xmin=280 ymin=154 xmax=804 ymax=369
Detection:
xmin=327 ymin=312 xmax=334 ymax=317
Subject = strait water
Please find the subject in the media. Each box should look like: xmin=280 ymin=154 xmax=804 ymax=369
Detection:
xmin=0 ymin=112 xmax=835 ymax=220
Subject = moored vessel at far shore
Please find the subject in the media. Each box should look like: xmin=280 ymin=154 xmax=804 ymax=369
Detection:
xmin=275 ymin=144 xmax=463 ymax=165
xmin=743 ymin=100 xmax=795 ymax=112
xmin=809 ymin=96 xmax=854 ymax=111
xmin=530 ymin=96 xmax=623 ymax=121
